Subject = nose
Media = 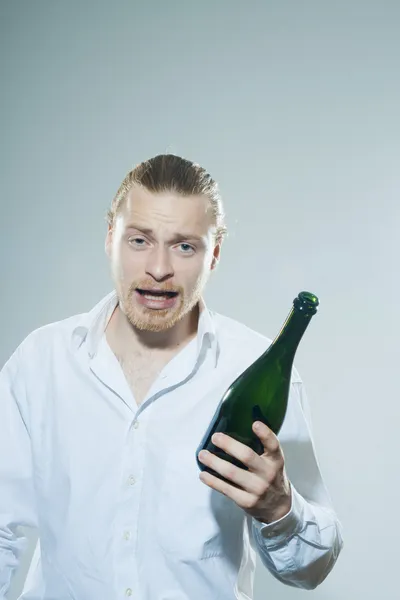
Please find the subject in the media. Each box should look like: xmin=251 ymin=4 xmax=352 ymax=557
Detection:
xmin=145 ymin=246 xmax=174 ymax=282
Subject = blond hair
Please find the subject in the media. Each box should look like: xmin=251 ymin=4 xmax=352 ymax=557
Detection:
xmin=107 ymin=154 xmax=227 ymax=243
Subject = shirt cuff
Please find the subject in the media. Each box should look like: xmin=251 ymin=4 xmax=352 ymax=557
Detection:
xmin=252 ymin=484 xmax=305 ymax=548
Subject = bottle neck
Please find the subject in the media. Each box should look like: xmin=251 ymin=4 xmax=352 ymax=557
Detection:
xmin=268 ymin=307 xmax=314 ymax=363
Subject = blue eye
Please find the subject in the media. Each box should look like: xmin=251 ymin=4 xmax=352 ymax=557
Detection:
xmin=129 ymin=237 xmax=146 ymax=247
xmin=180 ymin=243 xmax=194 ymax=254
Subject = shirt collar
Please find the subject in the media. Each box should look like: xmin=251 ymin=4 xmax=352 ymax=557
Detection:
xmin=71 ymin=290 xmax=219 ymax=367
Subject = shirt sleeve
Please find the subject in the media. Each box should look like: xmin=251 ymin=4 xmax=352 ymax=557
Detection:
xmin=0 ymin=343 xmax=38 ymax=597
xmin=249 ymin=379 xmax=344 ymax=590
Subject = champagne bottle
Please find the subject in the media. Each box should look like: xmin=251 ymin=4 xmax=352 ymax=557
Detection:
xmin=196 ymin=291 xmax=319 ymax=484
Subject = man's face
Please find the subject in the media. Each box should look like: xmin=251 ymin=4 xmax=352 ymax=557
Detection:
xmin=105 ymin=184 xmax=221 ymax=332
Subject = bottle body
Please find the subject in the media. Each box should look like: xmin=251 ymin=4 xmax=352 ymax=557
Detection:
xmin=196 ymin=291 xmax=319 ymax=484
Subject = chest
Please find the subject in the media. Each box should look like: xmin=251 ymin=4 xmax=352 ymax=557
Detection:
xmin=118 ymin=353 xmax=171 ymax=406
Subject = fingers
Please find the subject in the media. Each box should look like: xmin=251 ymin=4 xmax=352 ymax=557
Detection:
xmin=198 ymin=448 xmax=267 ymax=505
xmin=198 ymin=431 xmax=268 ymax=492
xmin=253 ymin=421 xmax=281 ymax=455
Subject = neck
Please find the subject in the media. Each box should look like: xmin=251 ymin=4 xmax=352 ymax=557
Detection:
xmin=106 ymin=302 xmax=200 ymax=356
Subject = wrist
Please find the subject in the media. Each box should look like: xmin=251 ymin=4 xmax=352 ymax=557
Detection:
xmin=255 ymin=487 xmax=292 ymax=524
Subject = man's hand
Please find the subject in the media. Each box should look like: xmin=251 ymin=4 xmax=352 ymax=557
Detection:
xmin=198 ymin=421 xmax=292 ymax=524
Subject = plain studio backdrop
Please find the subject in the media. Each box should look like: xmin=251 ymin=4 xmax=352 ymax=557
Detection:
xmin=1 ymin=1 xmax=398 ymax=599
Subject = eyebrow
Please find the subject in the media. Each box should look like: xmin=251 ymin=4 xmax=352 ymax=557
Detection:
xmin=125 ymin=225 xmax=205 ymax=243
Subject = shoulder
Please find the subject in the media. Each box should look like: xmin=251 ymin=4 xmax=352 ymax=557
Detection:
xmin=211 ymin=310 xmax=302 ymax=383
xmin=1 ymin=310 xmax=86 ymax=386
xmin=12 ymin=311 xmax=86 ymax=363
xmin=212 ymin=310 xmax=272 ymax=349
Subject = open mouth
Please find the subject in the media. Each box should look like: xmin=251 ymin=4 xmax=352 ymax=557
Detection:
xmin=136 ymin=289 xmax=179 ymax=299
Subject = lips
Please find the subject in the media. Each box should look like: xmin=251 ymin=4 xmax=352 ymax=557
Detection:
xmin=136 ymin=288 xmax=178 ymax=298
xmin=134 ymin=288 xmax=179 ymax=310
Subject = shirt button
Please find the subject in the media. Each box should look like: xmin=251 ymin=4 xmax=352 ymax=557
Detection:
xmin=125 ymin=588 xmax=132 ymax=596
xmin=128 ymin=475 xmax=136 ymax=485
xmin=133 ymin=420 xmax=139 ymax=429
xmin=265 ymin=530 xmax=276 ymax=538
xmin=123 ymin=530 xmax=131 ymax=541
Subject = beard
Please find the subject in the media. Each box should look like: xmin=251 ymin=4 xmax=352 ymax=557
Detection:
xmin=117 ymin=277 xmax=206 ymax=333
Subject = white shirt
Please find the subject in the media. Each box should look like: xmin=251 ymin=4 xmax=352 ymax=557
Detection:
xmin=0 ymin=291 xmax=343 ymax=600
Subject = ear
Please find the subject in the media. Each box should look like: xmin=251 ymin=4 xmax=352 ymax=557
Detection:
xmin=210 ymin=241 xmax=222 ymax=271
xmin=105 ymin=224 xmax=113 ymax=258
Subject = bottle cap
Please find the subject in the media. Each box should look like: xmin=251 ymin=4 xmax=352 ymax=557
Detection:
xmin=293 ymin=291 xmax=319 ymax=316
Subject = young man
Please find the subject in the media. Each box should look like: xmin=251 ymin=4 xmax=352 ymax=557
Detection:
xmin=0 ymin=154 xmax=343 ymax=599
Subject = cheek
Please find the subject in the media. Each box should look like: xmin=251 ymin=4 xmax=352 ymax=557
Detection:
xmin=180 ymin=257 xmax=211 ymax=287
xmin=111 ymin=246 xmax=136 ymax=278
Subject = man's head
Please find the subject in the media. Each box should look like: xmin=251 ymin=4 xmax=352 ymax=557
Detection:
xmin=105 ymin=154 xmax=227 ymax=333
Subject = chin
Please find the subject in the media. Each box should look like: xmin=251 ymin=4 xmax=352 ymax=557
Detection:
xmin=128 ymin=312 xmax=182 ymax=332
xmin=135 ymin=319 xmax=177 ymax=333
xmin=120 ymin=287 xmax=200 ymax=332
xmin=124 ymin=301 xmax=182 ymax=331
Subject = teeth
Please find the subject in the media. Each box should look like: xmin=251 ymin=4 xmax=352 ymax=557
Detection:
xmin=143 ymin=294 xmax=169 ymax=301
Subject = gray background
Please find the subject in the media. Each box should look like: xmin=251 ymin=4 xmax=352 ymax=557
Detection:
xmin=1 ymin=1 xmax=399 ymax=598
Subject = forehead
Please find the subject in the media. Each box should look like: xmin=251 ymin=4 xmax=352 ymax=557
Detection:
xmin=119 ymin=184 xmax=214 ymax=234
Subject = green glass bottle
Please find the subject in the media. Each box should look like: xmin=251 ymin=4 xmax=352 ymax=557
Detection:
xmin=196 ymin=291 xmax=319 ymax=484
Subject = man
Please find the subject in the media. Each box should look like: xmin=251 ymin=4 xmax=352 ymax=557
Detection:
xmin=0 ymin=154 xmax=343 ymax=599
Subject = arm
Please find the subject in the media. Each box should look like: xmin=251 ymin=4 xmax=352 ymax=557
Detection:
xmin=250 ymin=380 xmax=344 ymax=590
xmin=0 ymin=343 xmax=38 ymax=597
